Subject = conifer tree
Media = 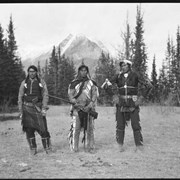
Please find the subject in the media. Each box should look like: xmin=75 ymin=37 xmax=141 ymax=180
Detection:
xmin=95 ymin=51 xmax=116 ymax=105
xmin=37 ymin=61 xmax=41 ymax=76
xmin=158 ymin=61 xmax=168 ymax=103
xmin=163 ymin=36 xmax=176 ymax=101
xmin=47 ymin=46 xmax=57 ymax=104
xmin=42 ymin=59 xmax=49 ymax=82
xmin=170 ymin=39 xmax=176 ymax=90
xmin=150 ymin=55 xmax=158 ymax=102
xmin=176 ymin=26 xmax=180 ymax=84
xmin=176 ymin=26 xmax=180 ymax=104
xmin=132 ymin=5 xmax=149 ymax=96
xmin=57 ymin=45 xmax=64 ymax=99
xmin=121 ymin=12 xmax=133 ymax=61
xmin=46 ymin=46 xmax=76 ymax=105
xmin=0 ymin=24 xmax=8 ymax=106
xmin=2 ymin=16 xmax=25 ymax=109
xmin=58 ymin=55 xmax=76 ymax=103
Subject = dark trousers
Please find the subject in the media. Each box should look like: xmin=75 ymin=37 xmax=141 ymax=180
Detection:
xmin=25 ymin=116 xmax=50 ymax=139
xmin=116 ymin=106 xmax=143 ymax=146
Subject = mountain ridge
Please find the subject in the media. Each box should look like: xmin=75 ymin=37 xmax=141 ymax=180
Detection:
xmin=22 ymin=33 xmax=114 ymax=76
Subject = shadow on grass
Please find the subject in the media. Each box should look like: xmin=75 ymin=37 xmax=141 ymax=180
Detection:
xmin=0 ymin=115 xmax=19 ymax=121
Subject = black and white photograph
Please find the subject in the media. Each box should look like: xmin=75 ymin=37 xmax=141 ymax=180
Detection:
xmin=0 ymin=2 xmax=180 ymax=178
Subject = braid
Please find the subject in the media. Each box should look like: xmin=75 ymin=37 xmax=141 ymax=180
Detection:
xmin=24 ymin=73 xmax=43 ymax=95
xmin=25 ymin=75 xmax=29 ymax=84
xmin=36 ymin=74 xmax=41 ymax=83
xmin=24 ymin=75 xmax=29 ymax=93
xmin=87 ymin=72 xmax=91 ymax=80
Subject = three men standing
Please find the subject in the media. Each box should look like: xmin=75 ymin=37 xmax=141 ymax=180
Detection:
xmin=18 ymin=60 xmax=152 ymax=154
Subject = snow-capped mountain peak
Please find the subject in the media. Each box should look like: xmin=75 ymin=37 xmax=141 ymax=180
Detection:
xmin=22 ymin=33 xmax=116 ymax=76
xmin=59 ymin=33 xmax=76 ymax=55
xmin=59 ymin=33 xmax=97 ymax=55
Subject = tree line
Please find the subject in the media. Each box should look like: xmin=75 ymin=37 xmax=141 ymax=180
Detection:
xmin=94 ymin=5 xmax=180 ymax=106
xmin=39 ymin=46 xmax=76 ymax=105
xmin=0 ymin=16 xmax=25 ymax=112
xmin=1 ymin=5 xmax=180 ymax=113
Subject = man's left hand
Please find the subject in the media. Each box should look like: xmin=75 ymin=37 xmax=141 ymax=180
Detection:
xmin=84 ymin=101 xmax=94 ymax=112
xmin=135 ymin=96 xmax=144 ymax=106
xmin=41 ymin=109 xmax=47 ymax=116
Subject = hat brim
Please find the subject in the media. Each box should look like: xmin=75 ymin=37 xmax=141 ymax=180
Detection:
xmin=119 ymin=60 xmax=132 ymax=66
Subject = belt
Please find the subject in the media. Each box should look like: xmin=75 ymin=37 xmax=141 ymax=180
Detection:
xmin=23 ymin=101 xmax=42 ymax=106
xmin=120 ymin=95 xmax=137 ymax=99
xmin=23 ymin=102 xmax=34 ymax=107
xmin=119 ymin=86 xmax=136 ymax=89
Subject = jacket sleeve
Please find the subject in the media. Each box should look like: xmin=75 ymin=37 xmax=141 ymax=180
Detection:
xmin=68 ymin=84 xmax=76 ymax=102
xmin=91 ymin=84 xmax=99 ymax=103
xmin=41 ymin=79 xmax=49 ymax=110
xmin=18 ymin=80 xmax=25 ymax=114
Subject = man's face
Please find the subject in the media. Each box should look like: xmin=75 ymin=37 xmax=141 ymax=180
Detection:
xmin=79 ymin=67 xmax=88 ymax=78
xmin=121 ymin=63 xmax=129 ymax=73
xmin=28 ymin=68 xmax=37 ymax=79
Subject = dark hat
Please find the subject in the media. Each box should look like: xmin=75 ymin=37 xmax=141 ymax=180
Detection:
xmin=119 ymin=59 xmax=132 ymax=67
xmin=27 ymin=65 xmax=38 ymax=72
xmin=78 ymin=64 xmax=89 ymax=73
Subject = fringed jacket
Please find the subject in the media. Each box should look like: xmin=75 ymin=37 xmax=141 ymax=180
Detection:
xmin=68 ymin=76 xmax=99 ymax=109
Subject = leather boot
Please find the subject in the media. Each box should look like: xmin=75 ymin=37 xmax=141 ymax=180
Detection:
xmin=133 ymin=130 xmax=143 ymax=152
xmin=116 ymin=129 xmax=125 ymax=152
xmin=27 ymin=137 xmax=37 ymax=155
xmin=87 ymin=134 xmax=95 ymax=153
xmin=118 ymin=144 xmax=124 ymax=152
xmin=72 ymin=123 xmax=81 ymax=152
xmin=135 ymin=145 xmax=144 ymax=152
xmin=72 ymin=132 xmax=80 ymax=152
xmin=73 ymin=138 xmax=79 ymax=152
xmin=42 ymin=137 xmax=52 ymax=154
xmin=86 ymin=118 xmax=95 ymax=152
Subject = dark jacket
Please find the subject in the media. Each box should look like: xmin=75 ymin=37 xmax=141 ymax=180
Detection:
xmin=18 ymin=78 xmax=49 ymax=114
xmin=105 ymin=70 xmax=153 ymax=109
xmin=111 ymin=71 xmax=139 ymax=96
xmin=109 ymin=70 xmax=152 ymax=96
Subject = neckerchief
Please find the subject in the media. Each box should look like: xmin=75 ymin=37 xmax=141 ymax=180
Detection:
xmin=70 ymin=76 xmax=89 ymax=99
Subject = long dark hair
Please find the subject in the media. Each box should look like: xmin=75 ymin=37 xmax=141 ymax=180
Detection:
xmin=24 ymin=65 xmax=42 ymax=91
xmin=76 ymin=64 xmax=91 ymax=79
xmin=25 ymin=65 xmax=40 ymax=84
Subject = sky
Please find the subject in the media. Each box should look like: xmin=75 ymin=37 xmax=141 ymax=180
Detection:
xmin=0 ymin=3 xmax=180 ymax=75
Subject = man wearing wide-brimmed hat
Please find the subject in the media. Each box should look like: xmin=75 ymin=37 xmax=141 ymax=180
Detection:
xmin=102 ymin=59 xmax=153 ymax=152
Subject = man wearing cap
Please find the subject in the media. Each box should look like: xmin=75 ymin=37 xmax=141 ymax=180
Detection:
xmin=68 ymin=64 xmax=99 ymax=153
xmin=102 ymin=59 xmax=152 ymax=152
xmin=18 ymin=65 xmax=52 ymax=155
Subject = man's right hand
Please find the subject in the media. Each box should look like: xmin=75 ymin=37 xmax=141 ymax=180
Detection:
xmin=19 ymin=113 xmax=22 ymax=119
xmin=73 ymin=103 xmax=83 ymax=110
xmin=71 ymin=98 xmax=77 ymax=104
xmin=41 ymin=109 xmax=47 ymax=116
xmin=101 ymin=79 xmax=112 ymax=89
